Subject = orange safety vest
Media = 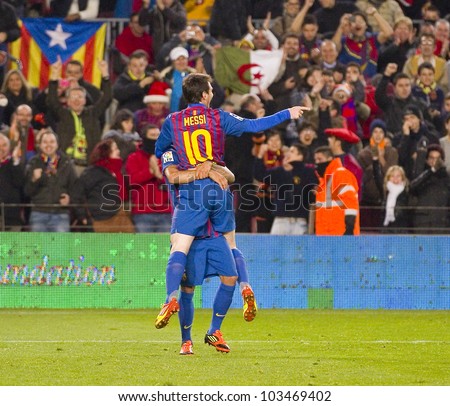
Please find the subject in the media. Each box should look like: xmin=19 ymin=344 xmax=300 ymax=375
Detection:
xmin=315 ymin=158 xmax=360 ymax=236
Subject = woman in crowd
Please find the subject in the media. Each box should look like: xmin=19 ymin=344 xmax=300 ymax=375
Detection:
xmin=72 ymin=139 xmax=134 ymax=233
xmin=24 ymin=130 xmax=77 ymax=232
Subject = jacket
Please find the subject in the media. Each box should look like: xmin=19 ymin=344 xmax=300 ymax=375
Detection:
xmin=125 ymin=148 xmax=171 ymax=215
xmin=24 ymin=153 xmax=77 ymax=213
xmin=315 ymin=157 xmax=360 ymax=235
xmin=0 ymin=158 xmax=25 ymax=226
xmin=72 ymin=164 xmax=122 ymax=221
xmin=47 ymin=78 xmax=112 ymax=161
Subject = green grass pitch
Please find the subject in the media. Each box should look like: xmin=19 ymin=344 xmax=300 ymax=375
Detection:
xmin=1 ymin=309 xmax=449 ymax=386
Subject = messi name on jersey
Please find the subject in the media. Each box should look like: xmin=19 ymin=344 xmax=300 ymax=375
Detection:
xmin=183 ymin=114 xmax=206 ymax=127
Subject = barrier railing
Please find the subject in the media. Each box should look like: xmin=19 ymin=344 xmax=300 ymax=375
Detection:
xmin=1 ymin=202 xmax=449 ymax=234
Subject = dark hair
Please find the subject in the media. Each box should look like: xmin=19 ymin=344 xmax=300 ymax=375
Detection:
xmin=350 ymin=11 xmax=369 ymax=26
xmin=266 ymin=129 xmax=283 ymax=141
xmin=90 ymin=139 xmax=115 ymax=164
xmin=67 ymin=60 xmax=83 ymax=71
xmin=291 ymin=142 xmax=306 ymax=156
xmin=281 ymin=32 xmax=300 ymax=45
xmin=182 ymin=73 xmax=212 ymax=104
xmin=314 ymin=145 xmax=333 ymax=158
xmin=346 ymin=61 xmax=361 ymax=72
xmin=302 ymin=14 xmax=318 ymax=28
xmin=141 ymin=123 xmax=159 ymax=138
xmin=393 ymin=72 xmax=411 ymax=85
xmin=111 ymin=109 xmax=135 ymax=131
xmin=426 ymin=144 xmax=445 ymax=160
xmin=298 ymin=121 xmax=317 ymax=133
xmin=417 ymin=61 xmax=435 ymax=75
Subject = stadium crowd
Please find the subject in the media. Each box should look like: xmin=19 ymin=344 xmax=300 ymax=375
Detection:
xmin=1 ymin=0 xmax=450 ymax=234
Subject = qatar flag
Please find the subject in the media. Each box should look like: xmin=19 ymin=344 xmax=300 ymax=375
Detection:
xmin=215 ymin=46 xmax=283 ymax=95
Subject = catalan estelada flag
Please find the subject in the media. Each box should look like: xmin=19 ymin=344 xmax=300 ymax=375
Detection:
xmin=9 ymin=18 xmax=106 ymax=89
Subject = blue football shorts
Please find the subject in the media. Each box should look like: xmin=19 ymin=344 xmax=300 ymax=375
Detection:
xmin=181 ymin=235 xmax=238 ymax=287
xmin=170 ymin=178 xmax=235 ymax=236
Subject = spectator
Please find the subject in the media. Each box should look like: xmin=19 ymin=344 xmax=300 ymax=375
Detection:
xmin=245 ymin=0 xmax=283 ymax=20
xmin=254 ymin=142 xmax=317 ymax=235
xmin=332 ymin=8 xmax=394 ymax=79
xmin=313 ymin=145 xmax=360 ymax=235
xmin=268 ymin=33 xmax=309 ymax=111
xmin=313 ymin=0 xmax=357 ymax=38
xmin=434 ymin=19 xmax=450 ymax=59
xmin=72 ymin=139 xmax=135 ymax=233
xmin=380 ymin=165 xmax=410 ymax=233
xmin=318 ymin=40 xmax=346 ymax=73
xmin=357 ymin=119 xmax=398 ymax=231
xmin=0 ymin=69 xmax=38 ymax=125
xmin=0 ymin=1 xmax=20 ymax=86
xmin=102 ymin=109 xmax=141 ymax=162
xmin=155 ymin=24 xmax=220 ymax=74
xmin=47 ymin=57 xmax=112 ymax=175
xmin=113 ymin=50 xmax=157 ymax=112
xmin=440 ymin=116 xmax=450 ymax=174
xmin=394 ymin=104 xmax=440 ymax=180
xmin=412 ymin=62 xmax=445 ymax=133
xmin=135 ymin=81 xmax=170 ymax=134
xmin=409 ymin=144 xmax=450 ymax=234
xmin=224 ymin=94 xmax=266 ymax=232
xmin=8 ymin=104 xmax=38 ymax=163
xmin=64 ymin=60 xmax=102 ymax=106
xmin=356 ymin=0 xmax=404 ymax=33
xmin=377 ymin=16 xmax=416 ymax=74
xmin=49 ymin=0 xmax=100 ymax=21
xmin=0 ymin=133 xmax=24 ymax=231
xmin=375 ymin=63 xmax=430 ymax=135
xmin=125 ymin=124 xmax=171 ymax=232
xmin=138 ymin=0 xmax=187 ymax=57
xmin=245 ymin=14 xmax=279 ymax=50
xmin=209 ymin=0 xmax=247 ymax=45
xmin=271 ymin=0 xmax=301 ymax=40
xmin=24 ymin=130 xmax=77 ymax=232
xmin=252 ymin=129 xmax=286 ymax=232
xmin=160 ymin=47 xmax=195 ymax=112
xmin=115 ymin=12 xmax=154 ymax=64
xmin=404 ymin=33 xmax=449 ymax=92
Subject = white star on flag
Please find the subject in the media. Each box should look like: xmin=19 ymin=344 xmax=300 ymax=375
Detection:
xmin=46 ymin=23 xmax=72 ymax=50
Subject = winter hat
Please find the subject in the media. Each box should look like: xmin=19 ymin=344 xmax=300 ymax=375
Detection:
xmin=143 ymin=81 xmax=171 ymax=104
xmin=403 ymin=105 xmax=422 ymax=120
xmin=332 ymin=83 xmax=353 ymax=97
xmin=369 ymin=118 xmax=387 ymax=135
xmin=169 ymin=46 xmax=189 ymax=61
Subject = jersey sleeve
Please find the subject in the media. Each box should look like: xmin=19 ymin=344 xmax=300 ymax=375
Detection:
xmin=155 ymin=117 xmax=173 ymax=158
xmin=161 ymin=149 xmax=179 ymax=172
xmin=219 ymin=109 xmax=291 ymax=137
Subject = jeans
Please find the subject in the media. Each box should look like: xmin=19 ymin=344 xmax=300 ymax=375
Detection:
xmin=30 ymin=211 xmax=70 ymax=232
xmin=133 ymin=213 xmax=172 ymax=233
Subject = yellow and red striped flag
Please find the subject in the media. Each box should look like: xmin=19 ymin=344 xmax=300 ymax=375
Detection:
xmin=9 ymin=18 xmax=106 ymax=89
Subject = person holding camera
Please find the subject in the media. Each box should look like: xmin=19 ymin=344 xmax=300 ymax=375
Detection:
xmin=409 ymin=144 xmax=450 ymax=234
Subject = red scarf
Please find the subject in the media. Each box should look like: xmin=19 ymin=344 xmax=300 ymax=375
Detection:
xmin=26 ymin=127 xmax=35 ymax=152
xmin=41 ymin=153 xmax=60 ymax=175
xmin=95 ymin=158 xmax=126 ymax=201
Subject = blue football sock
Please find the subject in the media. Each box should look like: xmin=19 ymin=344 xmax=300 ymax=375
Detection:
xmin=178 ymin=291 xmax=194 ymax=342
xmin=232 ymin=248 xmax=250 ymax=289
xmin=208 ymin=283 xmax=235 ymax=334
xmin=165 ymin=251 xmax=187 ymax=302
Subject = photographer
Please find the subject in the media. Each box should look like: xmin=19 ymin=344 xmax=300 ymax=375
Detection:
xmin=155 ymin=24 xmax=221 ymax=74
xmin=113 ymin=50 xmax=158 ymax=112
